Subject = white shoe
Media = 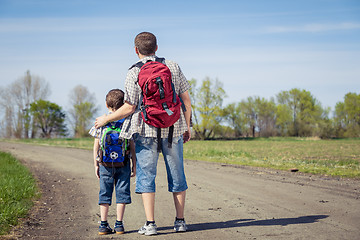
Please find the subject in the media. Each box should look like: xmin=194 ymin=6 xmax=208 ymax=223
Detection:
xmin=138 ymin=223 xmax=158 ymax=235
xmin=174 ymin=219 xmax=187 ymax=232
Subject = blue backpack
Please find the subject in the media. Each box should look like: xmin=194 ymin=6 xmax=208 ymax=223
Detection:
xmin=99 ymin=119 xmax=128 ymax=167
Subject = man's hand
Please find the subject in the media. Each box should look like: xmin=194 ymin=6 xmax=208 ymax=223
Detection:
xmin=183 ymin=128 xmax=191 ymax=143
xmin=131 ymin=165 xmax=136 ymax=177
xmin=95 ymin=114 xmax=108 ymax=128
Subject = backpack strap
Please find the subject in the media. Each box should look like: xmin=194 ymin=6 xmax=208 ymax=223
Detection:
xmin=156 ymin=125 xmax=174 ymax=152
xmin=129 ymin=61 xmax=144 ymax=70
xmin=162 ymin=102 xmax=174 ymax=116
xmin=105 ymin=118 xmax=125 ymax=129
xmin=157 ymin=128 xmax=162 ymax=152
xmin=155 ymin=57 xmax=165 ymax=64
xmin=168 ymin=125 xmax=174 ymax=148
xmin=129 ymin=57 xmax=165 ymax=70
xmin=155 ymin=77 xmax=165 ymax=99
xmin=179 ymin=97 xmax=187 ymax=112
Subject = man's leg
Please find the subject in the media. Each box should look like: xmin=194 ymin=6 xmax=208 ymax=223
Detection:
xmin=162 ymin=136 xmax=188 ymax=232
xmin=173 ymin=190 xmax=186 ymax=219
xmin=134 ymin=135 xmax=158 ymax=235
xmin=142 ymin=192 xmax=155 ymax=221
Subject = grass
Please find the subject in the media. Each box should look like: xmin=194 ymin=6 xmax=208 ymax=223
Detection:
xmin=3 ymin=137 xmax=360 ymax=178
xmin=0 ymin=151 xmax=39 ymax=235
xmin=183 ymin=138 xmax=360 ymax=178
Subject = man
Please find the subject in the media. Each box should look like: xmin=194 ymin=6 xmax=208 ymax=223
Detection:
xmin=95 ymin=32 xmax=191 ymax=236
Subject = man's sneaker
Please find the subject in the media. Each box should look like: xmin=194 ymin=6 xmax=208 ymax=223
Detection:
xmin=98 ymin=224 xmax=113 ymax=235
xmin=114 ymin=223 xmax=125 ymax=234
xmin=138 ymin=223 xmax=157 ymax=235
xmin=174 ymin=219 xmax=187 ymax=232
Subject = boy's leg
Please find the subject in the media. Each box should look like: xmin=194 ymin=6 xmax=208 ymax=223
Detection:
xmin=99 ymin=204 xmax=113 ymax=235
xmin=116 ymin=203 xmax=126 ymax=221
xmin=98 ymin=165 xmax=114 ymax=235
xmin=114 ymin=203 xmax=126 ymax=234
xmin=100 ymin=204 xmax=110 ymax=221
xmin=114 ymin=164 xmax=131 ymax=221
xmin=113 ymin=164 xmax=131 ymax=234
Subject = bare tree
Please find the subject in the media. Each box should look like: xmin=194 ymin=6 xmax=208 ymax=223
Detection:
xmin=68 ymin=85 xmax=99 ymax=137
xmin=0 ymin=70 xmax=50 ymax=138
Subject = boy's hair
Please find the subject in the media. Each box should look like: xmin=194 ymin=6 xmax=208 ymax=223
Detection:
xmin=135 ymin=32 xmax=157 ymax=56
xmin=106 ymin=89 xmax=124 ymax=110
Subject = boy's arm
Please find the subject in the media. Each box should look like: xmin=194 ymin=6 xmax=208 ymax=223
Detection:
xmin=130 ymin=140 xmax=136 ymax=177
xmin=93 ymin=138 xmax=100 ymax=179
xmin=95 ymin=102 xmax=136 ymax=128
xmin=179 ymin=90 xmax=192 ymax=143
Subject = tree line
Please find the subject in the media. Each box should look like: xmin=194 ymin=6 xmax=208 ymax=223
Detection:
xmin=190 ymin=77 xmax=360 ymax=139
xmin=0 ymin=71 xmax=98 ymax=138
xmin=0 ymin=71 xmax=359 ymax=139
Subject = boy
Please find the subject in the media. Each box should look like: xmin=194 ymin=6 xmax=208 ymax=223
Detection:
xmin=89 ymin=89 xmax=136 ymax=235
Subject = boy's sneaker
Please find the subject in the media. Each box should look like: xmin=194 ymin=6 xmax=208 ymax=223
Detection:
xmin=98 ymin=224 xmax=113 ymax=235
xmin=138 ymin=223 xmax=157 ymax=235
xmin=174 ymin=219 xmax=187 ymax=232
xmin=114 ymin=223 xmax=125 ymax=234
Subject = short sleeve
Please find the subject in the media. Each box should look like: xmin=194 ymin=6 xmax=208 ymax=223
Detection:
xmin=124 ymin=68 xmax=141 ymax=106
xmin=88 ymin=125 xmax=102 ymax=139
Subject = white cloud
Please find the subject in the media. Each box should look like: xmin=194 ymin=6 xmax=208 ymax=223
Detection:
xmin=0 ymin=17 xmax=146 ymax=33
xmin=265 ymin=22 xmax=360 ymax=33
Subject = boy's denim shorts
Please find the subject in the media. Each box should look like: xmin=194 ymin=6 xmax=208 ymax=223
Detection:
xmin=133 ymin=133 xmax=188 ymax=193
xmin=98 ymin=163 xmax=131 ymax=205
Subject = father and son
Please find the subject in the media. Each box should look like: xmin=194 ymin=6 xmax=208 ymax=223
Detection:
xmin=90 ymin=32 xmax=192 ymax=235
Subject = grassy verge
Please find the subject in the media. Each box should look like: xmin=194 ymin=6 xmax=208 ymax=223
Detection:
xmin=0 ymin=152 xmax=40 ymax=235
xmin=3 ymin=137 xmax=360 ymax=178
xmin=183 ymin=138 xmax=360 ymax=178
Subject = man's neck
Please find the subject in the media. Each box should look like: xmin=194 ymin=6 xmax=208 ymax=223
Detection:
xmin=138 ymin=53 xmax=155 ymax=59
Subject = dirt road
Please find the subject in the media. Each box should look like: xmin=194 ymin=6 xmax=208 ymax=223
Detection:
xmin=1 ymin=142 xmax=359 ymax=240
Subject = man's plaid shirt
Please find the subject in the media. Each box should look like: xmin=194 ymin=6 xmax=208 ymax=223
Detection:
xmin=120 ymin=55 xmax=191 ymax=139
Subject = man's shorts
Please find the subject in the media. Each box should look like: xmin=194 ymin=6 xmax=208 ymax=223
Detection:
xmin=98 ymin=163 xmax=131 ymax=205
xmin=133 ymin=134 xmax=188 ymax=193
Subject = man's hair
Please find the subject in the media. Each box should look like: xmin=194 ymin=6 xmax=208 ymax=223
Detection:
xmin=106 ymin=89 xmax=124 ymax=110
xmin=134 ymin=32 xmax=157 ymax=55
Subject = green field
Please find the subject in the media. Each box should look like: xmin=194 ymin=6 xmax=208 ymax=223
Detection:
xmin=0 ymin=152 xmax=39 ymax=235
xmin=184 ymin=138 xmax=360 ymax=178
xmin=3 ymin=137 xmax=360 ymax=178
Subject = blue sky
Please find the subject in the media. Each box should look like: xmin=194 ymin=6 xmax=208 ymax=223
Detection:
xmin=1 ymin=0 xmax=359 ymax=115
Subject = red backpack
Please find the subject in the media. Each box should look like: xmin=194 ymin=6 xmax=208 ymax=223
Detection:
xmin=130 ymin=57 xmax=184 ymax=150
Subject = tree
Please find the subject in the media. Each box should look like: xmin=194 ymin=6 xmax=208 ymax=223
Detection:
xmin=222 ymin=102 xmax=244 ymax=138
xmin=68 ymin=85 xmax=99 ymax=137
xmin=239 ymin=97 xmax=258 ymax=137
xmin=190 ymin=77 xmax=226 ymax=139
xmin=30 ymin=100 xmax=67 ymax=138
xmin=334 ymin=92 xmax=360 ymax=137
xmin=0 ymin=70 xmax=50 ymax=138
xmin=276 ymin=88 xmax=326 ymax=137
xmin=255 ymin=97 xmax=277 ymax=137
xmin=234 ymin=96 xmax=277 ymax=138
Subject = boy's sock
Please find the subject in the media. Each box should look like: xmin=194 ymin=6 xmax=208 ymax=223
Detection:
xmin=101 ymin=221 xmax=108 ymax=226
xmin=146 ymin=221 xmax=155 ymax=226
xmin=115 ymin=220 xmax=123 ymax=226
xmin=176 ymin=217 xmax=185 ymax=221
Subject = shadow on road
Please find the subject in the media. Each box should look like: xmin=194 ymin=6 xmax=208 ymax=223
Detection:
xmin=155 ymin=215 xmax=328 ymax=235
